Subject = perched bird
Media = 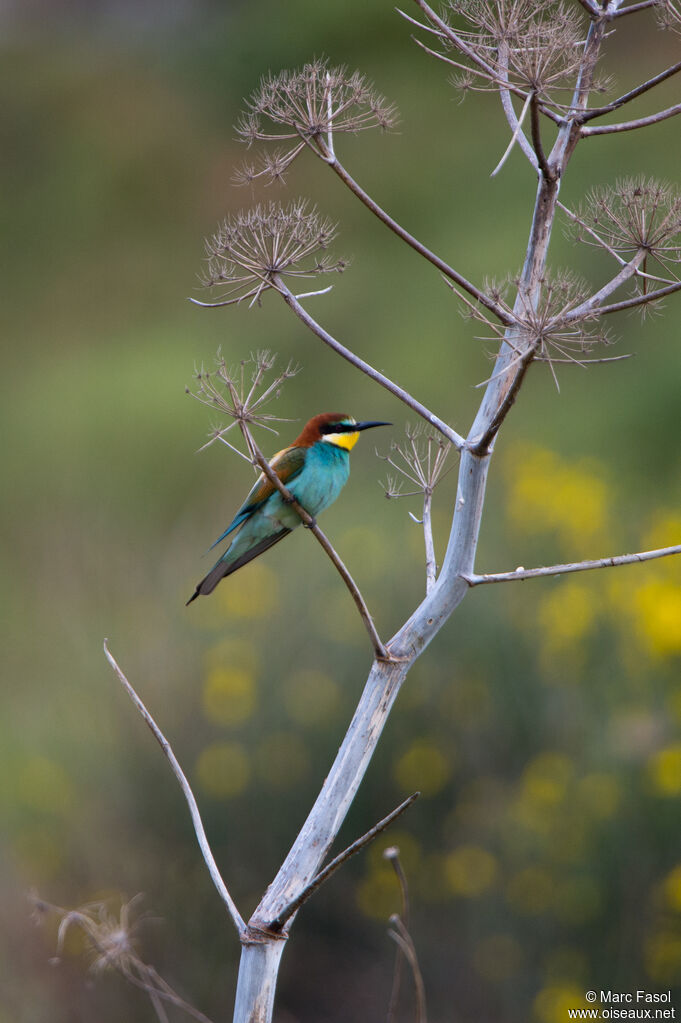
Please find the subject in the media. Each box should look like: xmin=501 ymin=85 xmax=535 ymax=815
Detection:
xmin=187 ymin=412 xmax=390 ymax=604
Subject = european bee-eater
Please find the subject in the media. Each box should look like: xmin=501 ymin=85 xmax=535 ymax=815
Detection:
xmin=187 ymin=412 xmax=390 ymax=604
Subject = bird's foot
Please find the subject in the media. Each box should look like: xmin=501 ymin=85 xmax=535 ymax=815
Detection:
xmin=303 ymin=517 xmax=317 ymax=529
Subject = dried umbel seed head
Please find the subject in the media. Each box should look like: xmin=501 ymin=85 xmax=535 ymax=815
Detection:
xmin=457 ymin=270 xmax=613 ymax=388
xmin=379 ymin=423 xmax=452 ymax=499
xmin=200 ymin=200 xmax=346 ymax=307
xmin=657 ymin=0 xmax=681 ymax=34
xmin=445 ymin=0 xmax=584 ymax=105
xmin=575 ymin=178 xmax=681 ymax=268
xmin=235 ymin=58 xmax=398 ymax=184
xmin=189 ymin=350 xmax=300 ymax=459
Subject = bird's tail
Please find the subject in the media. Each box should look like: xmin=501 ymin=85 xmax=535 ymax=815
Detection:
xmin=186 ymin=527 xmax=291 ymax=605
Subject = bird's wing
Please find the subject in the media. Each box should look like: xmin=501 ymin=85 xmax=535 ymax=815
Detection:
xmin=209 ymin=445 xmax=307 ymax=550
xmin=189 ymin=527 xmax=292 ymax=601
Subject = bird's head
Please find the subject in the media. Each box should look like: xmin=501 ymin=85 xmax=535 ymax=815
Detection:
xmin=295 ymin=413 xmax=391 ymax=451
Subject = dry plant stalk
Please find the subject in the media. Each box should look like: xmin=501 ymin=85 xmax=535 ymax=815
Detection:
xmin=94 ymin=4 xmax=681 ymax=1023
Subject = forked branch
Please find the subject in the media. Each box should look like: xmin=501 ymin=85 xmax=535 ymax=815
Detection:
xmin=581 ymin=60 xmax=681 ymax=123
xmin=582 ymin=103 xmax=681 ymax=136
xmin=270 ymin=792 xmax=419 ymax=931
xmin=464 ymin=543 xmax=681 ymax=585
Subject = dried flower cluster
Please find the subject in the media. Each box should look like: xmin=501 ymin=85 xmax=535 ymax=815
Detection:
xmin=657 ymin=0 xmax=681 ymax=34
xmin=235 ymin=59 xmax=398 ymax=185
xmin=439 ymin=0 xmax=589 ymax=106
xmin=379 ymin=424 xmax=452 ymax=500
xmin=32 ymin=894 xmax=214 ymax=1023
xmin=188 ymin=350 xmax=299 ymax=459
xmin=573 ymin=178 xmax=681 ymax=272
xmin=457 ymin=271 xmax=613 ymax=385
xmin=199 ymin=200 xmax=345 ymax=306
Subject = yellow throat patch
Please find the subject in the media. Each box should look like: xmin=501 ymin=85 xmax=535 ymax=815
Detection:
xmin=324 ymin=431 xmax=360 ymax=451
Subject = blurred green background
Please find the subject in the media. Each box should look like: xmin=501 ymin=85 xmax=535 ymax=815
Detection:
xmin=3 ymin=2 xmax=681 ymax=1021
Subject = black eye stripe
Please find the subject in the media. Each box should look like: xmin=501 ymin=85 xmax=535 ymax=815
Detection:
xmin=321 ymin=422 xmax=355 ymax=434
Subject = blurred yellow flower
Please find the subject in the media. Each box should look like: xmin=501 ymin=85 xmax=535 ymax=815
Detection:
xmin=663 ymin=864 xmax=681 ymax=911
xmin=356 ymin=869 xmax=402 ymax=921
xmin=216 ymin=561 xmax=279 ymax=619
xmin=473 ymin=933 xmax=523 ymax=982
xmin=393 ymin=740 xmax=452 ymax=796
xmin=444 ymin=845 xmax=497 ymax=897
xmin=643 ymin=514 xmax=681 ymax=576
xmin=505 ymin=445 xmax=609 ymax=551
xmin=195 ymin=742 xmax=250 ymax=798
xmin=634 ymin=580 xmax=681 ymax=657
xmin=202 ymin=666 xmax=256 ymax=726
xmin=522 ymin=752 xmax=574 ymax=806
xmin=534 ymin=984 xmax=590 ymax=1023
xmin=282 ymin=668 xmax=340 ymax=725
xmin=203 ymin=637 xmax=259 ymax=674
xmin=538 ymin=582 xmax=598 ymax=659
xmin=648 ymin=744 xmax=681 ymax=796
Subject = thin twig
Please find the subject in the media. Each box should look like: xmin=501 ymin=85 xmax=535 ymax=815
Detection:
xmin=597 ymin=278 xmax=681 ymax=315
xmin=614 ymin=0 xmax=663 ymax=15
xmin=269 ymin=793 xmax=419 ymax=931
xmin=102 ymin=642 xmax=247 ymax=938
xmin=464 ymin=543 xmax=681 ymax=585
xmin=492 ymin=88 xmax=535 ymax=177
xmin=581 ymin=61 xmax=681 ymax=123
xmin=275 ymin=278 xmax=466 ymax=449
xmin=315 ymin=142 xmax=513 ymax=326
xmin=384 ymin=846 xmax=410 ymax=1023
xmin=239 ymin=424 xmax=389 ymax=660
xmin=582 ymin=102 xmax=681 ymax=135
xmin=530 ymin=91 xmax=553 ymax=180
xmin=563 ymin=249 xmax=646 ymax=320
xmin=423 ymin=490 xmax=437 ymax=593
xmin=574 ymin=0 xmax=600 ymax=13
xmin=535 ymin=353 xmax=633 ymax=364
xmin=387 ymin=916 xmax=428 ymax=1023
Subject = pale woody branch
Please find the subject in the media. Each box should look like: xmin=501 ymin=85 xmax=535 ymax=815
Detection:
xmin=582 ymin=102 xmax=681 ymax=136
xmin=615 ymin=1 xmax=661 ymax=14
xmin=562 ymin=250 xmax=647 ymax=321
xmin=596 ymin=278 xmax=681 ymax=315
xmin=464 ymin=544 xmax=681 ymax=586
xmin=103 ymin=642 xmax=247 ymax=937
xmin=581 ymin=60 xmax=681 ymax=123
xmin=269 ymin=792 xmax=419 ymax=931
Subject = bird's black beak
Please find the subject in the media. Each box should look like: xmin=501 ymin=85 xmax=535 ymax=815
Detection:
xmin=355 ymin=421 xmax=392 ymax=431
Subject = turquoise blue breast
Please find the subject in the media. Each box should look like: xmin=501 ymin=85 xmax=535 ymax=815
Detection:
xmin=288 ymin=442 xmax=350 ymax=517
